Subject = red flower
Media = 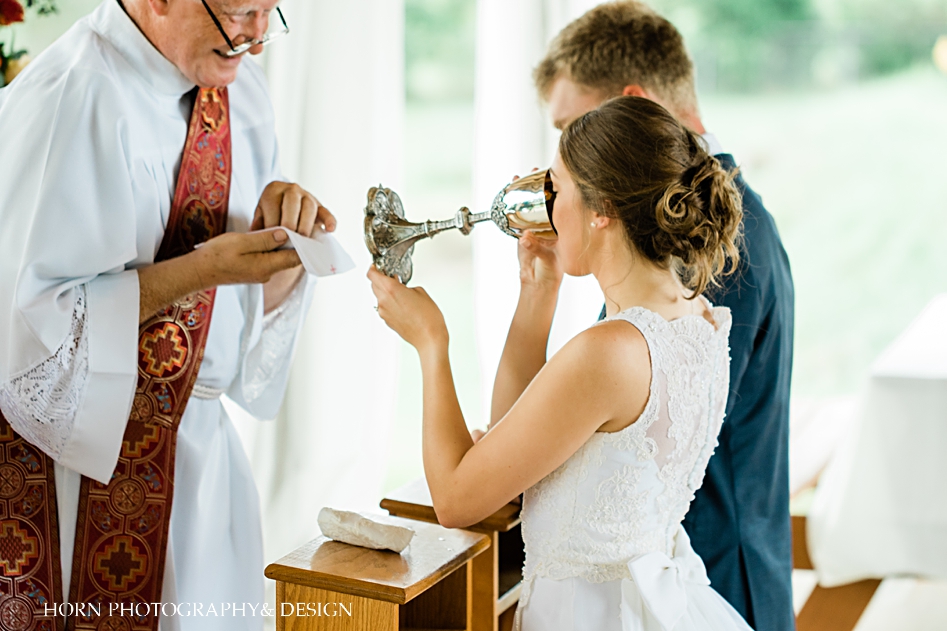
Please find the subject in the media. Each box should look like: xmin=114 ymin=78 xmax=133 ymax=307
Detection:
xmin=0 ymin=0 xmax=25 ymax=26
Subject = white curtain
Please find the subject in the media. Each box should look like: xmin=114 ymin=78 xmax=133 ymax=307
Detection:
xmin=471 ymin=0 xmax=604 ymax=425
xmin=227 ymin=0 xmax=405 ymax=599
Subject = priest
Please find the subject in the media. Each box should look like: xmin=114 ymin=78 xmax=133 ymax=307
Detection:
xmin=0 ymin=1 xmax=333 ymax=629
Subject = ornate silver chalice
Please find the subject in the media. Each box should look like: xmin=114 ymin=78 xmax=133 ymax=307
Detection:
xmin=365 ymin=170 xmax=555 ymax=283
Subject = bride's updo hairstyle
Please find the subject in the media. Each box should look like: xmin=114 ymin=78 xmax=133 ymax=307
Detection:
xmin=559 ymin=96 xmax=743 ymax=296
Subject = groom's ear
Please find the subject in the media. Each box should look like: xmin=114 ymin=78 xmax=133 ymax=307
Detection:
xmin=621 ymin=85 xmax=650 ymax=99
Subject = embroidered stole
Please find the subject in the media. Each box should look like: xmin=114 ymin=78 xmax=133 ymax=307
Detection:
xmin=0 ymin=87 xmax=232 ymax=631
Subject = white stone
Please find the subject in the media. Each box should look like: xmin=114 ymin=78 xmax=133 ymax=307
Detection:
xmin=317 ymin=508 xmax=415 ymax=554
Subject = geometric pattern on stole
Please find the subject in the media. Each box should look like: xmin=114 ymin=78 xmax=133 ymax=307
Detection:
xmin=0 ymin=419 xmax=63 ymax=631
xmin=62 ymin=87 xmax=232 ymax=631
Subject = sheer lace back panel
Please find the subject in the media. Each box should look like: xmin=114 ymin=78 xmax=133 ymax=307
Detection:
xmin=520 ymin=302 xmax=732 ymax=585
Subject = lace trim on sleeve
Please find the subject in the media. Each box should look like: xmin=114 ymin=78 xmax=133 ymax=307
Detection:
xmin=241 ymin=276 xmax=307 ymax=404
xmin=0 ymin=286 xmax=89 ymax=459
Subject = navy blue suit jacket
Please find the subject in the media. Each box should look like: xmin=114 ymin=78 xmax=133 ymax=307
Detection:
xmin=600 ymin=154 xmax=795 ymax=630
xmin=687 ymin=154 xmax=795 ymax=630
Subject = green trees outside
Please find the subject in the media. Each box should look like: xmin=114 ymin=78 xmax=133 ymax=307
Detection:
xmin=404 ymin=0 xmax=947 ymax=97
xmin=654 ymin=0 xmax=947 ymax=91
xmin=406 ymin=0 xmax=476 ymax=102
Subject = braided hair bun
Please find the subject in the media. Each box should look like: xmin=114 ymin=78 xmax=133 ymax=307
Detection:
xmin=560 ymin=96 xmax=743 ymax=296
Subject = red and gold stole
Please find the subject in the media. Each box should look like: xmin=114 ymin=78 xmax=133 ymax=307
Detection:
xmin=0 ymin=87 xmax=232 ymax=631
xmin=0 ymin=420 xmax=61 ymax=630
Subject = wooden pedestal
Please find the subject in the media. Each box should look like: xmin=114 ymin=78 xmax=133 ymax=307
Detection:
xmin=381 ymin=478 xmax=523 ymax=631
xmin=265 ymin=514 xmax=490 ymax=631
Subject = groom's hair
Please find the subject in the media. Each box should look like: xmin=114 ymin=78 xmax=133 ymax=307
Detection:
xmin=535 ymin=1 xmax=698 ymax=116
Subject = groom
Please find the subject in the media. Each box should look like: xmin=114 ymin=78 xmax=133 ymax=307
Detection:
xmin=533 ymin=3 xmax=795 ymax=629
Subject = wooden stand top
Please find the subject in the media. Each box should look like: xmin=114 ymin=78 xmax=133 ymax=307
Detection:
xmin=264 ymin=513 xmax=489 ymax=605
xmin=380 ymin=477 xmax=521 ymax=533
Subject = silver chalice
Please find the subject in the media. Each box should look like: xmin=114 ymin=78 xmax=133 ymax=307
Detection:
xmin=364 ymin=170 xmax=555 ymax=283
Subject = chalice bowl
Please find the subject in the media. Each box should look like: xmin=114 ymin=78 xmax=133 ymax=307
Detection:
xmin=364 ymin=170 xmax=556 ymax=283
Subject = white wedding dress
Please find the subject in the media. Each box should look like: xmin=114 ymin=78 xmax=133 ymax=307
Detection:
xmin=515 ymin=302 xmax=753 ymax=631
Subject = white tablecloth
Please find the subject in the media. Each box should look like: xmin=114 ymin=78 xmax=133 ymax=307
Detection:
xmin=809 ymin=294 xmax=947 ymax=587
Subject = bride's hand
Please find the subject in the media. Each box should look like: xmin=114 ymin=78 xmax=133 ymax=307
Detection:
xmin=509 ymin=169 xmax=561 ymax=291
xmin=368 ymin=266 xmax=448 ymax=353
xmin=518 ymin=230 xmax=562 ymax=291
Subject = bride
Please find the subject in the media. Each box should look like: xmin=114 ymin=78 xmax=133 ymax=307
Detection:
xmin=367 ymin=96 xmax=751 ymax=631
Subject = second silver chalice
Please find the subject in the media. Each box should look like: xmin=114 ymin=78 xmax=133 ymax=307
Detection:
xmin=364 ymin=170 xmax=556 ymax=283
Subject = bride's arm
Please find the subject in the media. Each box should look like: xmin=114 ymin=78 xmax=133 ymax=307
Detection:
xmin=489 ymin=286 xmax=558 ymax=426
xmin=490 ymin=232 xmax=562 ymax=426
xmin=368 ymin=264 xmax=649 ymax=529
xmin=426 ymin=323 xmax=649 ymax=527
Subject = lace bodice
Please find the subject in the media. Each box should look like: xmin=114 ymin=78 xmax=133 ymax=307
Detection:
xmin=520 ymin=303 xmax=732 ymax=585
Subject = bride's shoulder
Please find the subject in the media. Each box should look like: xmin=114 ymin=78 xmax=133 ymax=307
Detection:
xmin=551 ymin=319 xmax=651 ymax=382
xmin=534 ymin=321 xmax=652 ymax=428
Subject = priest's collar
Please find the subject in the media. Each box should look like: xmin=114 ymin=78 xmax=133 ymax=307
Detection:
xmin=89 ymin=0 xmax=196 ymax=97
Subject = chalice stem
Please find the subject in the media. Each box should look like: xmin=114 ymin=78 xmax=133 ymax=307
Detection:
xmin=466 ymin=211 xmax=493 ymax=227
xmin=423 ymin=208 xmax=492 ymax=239
xmin=365 ymin=170 xmax=550 ymax=283
xmin=424 ymin=216 xmax=465 ymax=237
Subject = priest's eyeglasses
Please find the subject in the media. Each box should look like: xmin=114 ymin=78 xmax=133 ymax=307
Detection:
xmin=201 ymin=1 xmax=289 ymax=58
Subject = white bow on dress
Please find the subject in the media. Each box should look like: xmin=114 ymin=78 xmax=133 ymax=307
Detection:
xmin=620 ymin=526 xmax=711 ymax=631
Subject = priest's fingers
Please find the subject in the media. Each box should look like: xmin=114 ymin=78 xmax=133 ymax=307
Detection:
xmin=202 ymin=229 xmax=289 ymax=257
xmin=250 ymin=196 xmax=268 ymax=232
xmin=298 ymin=195 xmax=318 ymax=238
xmin=194 ymin=231 xmax=300 ymax=286
xmin=315 ymin=200 xmax=337 ymax=233
xmin=256 ymin=250 xmax=302 ymax=280
xmin=247 ymin=227 xmax=291 ymax=252
xmin=229 ymin=249 xmax=302 ymax=285
xmin=256 ymin=182 xmax=287 ymax=230
xmin=279 ymin=184 xmax=305 ymax=231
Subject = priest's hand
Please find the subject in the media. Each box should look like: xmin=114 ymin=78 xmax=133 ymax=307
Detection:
xmin=251 ymin=181 xmax=337 ymax=236
xmin=368 ymin=266 xmax=448 ymax=354
xmin=139 ymin=229 xmax=300 ymax=323
xmin=194 ymin=229 xmax=302 ymax=286
xmin=251 ymin=181 xmax=337 ymax=312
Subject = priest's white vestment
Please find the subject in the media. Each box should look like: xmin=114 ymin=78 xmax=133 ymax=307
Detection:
xmin=0 ymin=2 xmax=312 ymax=629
